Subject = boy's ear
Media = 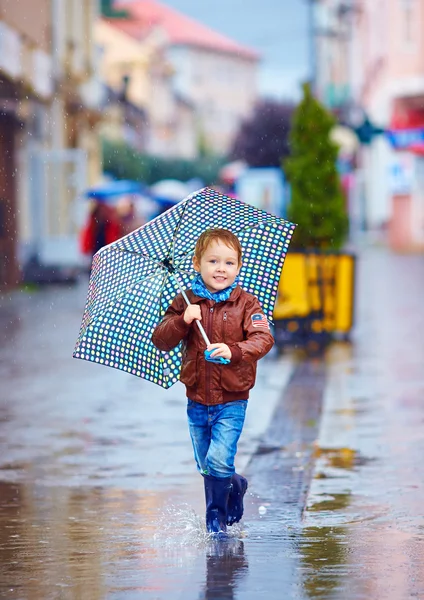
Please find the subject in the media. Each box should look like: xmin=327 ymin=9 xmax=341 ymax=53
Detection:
xmin=193 ymin=256 xmax=200 ymax=272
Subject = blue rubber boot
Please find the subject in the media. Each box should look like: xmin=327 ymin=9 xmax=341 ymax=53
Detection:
xmin=203 ymin=474 xmax=232 ymax=538
xmin=227 ymin=473 xmax=248 ymax=526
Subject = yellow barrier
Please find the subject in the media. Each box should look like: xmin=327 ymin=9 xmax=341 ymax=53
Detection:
xmin=274 ymin=252 xmax=355 ymax=337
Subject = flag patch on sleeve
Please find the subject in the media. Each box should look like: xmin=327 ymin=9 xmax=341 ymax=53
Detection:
xmin=251 ymin=313 xmax=269 ymax=329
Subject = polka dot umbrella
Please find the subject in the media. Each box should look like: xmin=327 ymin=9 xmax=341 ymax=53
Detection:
xmin=73 ymin=187 xmax=296 ymax=388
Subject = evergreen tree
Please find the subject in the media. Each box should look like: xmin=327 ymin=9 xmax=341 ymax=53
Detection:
xmin=284 ymin=83 xmax=348 ymax=249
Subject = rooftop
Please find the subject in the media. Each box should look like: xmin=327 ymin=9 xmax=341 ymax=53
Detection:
xmin=114 ymin=0 xmax=260 ymax=60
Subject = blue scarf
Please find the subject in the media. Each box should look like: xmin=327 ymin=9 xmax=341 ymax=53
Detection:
xmin=191 ymin=273 xmax=239 ymax=303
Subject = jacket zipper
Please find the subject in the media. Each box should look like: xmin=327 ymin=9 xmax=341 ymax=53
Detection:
xmin=206 ymin=306 xmax=214 ymax=404
xmin=223 ymin=311 xmax=227 ymax=341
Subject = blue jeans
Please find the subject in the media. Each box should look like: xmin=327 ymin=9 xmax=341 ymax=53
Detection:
xmin=187 ymin=399 xmax=248 ymax=479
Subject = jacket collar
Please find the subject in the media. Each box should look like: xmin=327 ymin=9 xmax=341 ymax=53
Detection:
xmin=188 ymin=285 xmax=242 ymax=304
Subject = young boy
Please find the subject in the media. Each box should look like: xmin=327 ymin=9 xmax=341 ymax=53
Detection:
xmin=152 ymin=228 xmax=274 ymax=536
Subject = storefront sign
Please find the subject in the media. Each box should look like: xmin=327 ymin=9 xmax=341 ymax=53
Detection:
xmin=386 ymin=128 xmax=424 ymax=149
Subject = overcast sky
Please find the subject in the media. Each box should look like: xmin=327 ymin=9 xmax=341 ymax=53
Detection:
xmin=157 ymin=0 xmax=311 ymax=100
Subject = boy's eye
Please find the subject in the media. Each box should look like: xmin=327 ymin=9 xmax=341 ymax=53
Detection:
xmin=227 ymin=262 xmax=234 ymax=266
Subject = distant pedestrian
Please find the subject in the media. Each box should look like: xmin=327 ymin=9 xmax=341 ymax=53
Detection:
xmin=116 ymin=196 xmax=144 ymax=236
xmin=80 ymin=200 xmax=122 ymax=257
xmin=152 ymin=228 xmax=274 ymax=536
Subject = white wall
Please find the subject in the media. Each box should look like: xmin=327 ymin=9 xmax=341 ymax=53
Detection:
xmin=167 ymin=45 xmax=258 ymax=155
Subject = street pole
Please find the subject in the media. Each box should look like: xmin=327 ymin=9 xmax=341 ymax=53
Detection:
xmin=307 ymin=0 xmax=317 ymax=95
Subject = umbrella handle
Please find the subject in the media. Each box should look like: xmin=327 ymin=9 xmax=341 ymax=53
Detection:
xmin=171 ymin=273 xmax=230 ymax=364
xmin=194 ymin=320 xmax=210 ymax=347
xmin=171 ymin=273 xmax=211 ymax=346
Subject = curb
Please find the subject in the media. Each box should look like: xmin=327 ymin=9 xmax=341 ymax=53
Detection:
xmin=245 ymin=359 xmax=327 ymax=523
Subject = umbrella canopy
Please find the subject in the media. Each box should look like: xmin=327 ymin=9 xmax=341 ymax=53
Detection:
xmin=86 ymin=180 xmax=144 ymax=200
xmin=73 ymin=187 xmax=296 ymax=388
xmin=150 ymin=179 xmax=189 ymax=204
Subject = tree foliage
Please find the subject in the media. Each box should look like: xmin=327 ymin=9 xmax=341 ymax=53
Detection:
xmin=231 ymin=100 xmax=294 ymax=167
xmin=102 ymin=138 xmax=225 ymax=186
xmin=284 ymin=83 xmax=348 ymax=249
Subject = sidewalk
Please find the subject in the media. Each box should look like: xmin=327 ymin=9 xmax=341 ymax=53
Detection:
xmin=302 ymin=247 xmax=424 ymax=599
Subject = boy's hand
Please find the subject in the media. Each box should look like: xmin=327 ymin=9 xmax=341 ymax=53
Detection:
xmin=184 ymin=304 xmax=202 ymax=324
xmin=207 ymin=343 xmax=232 ymax=360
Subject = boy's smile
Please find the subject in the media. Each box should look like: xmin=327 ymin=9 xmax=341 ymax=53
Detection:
xmin=193 ymin=239 xmax=241 ymax=293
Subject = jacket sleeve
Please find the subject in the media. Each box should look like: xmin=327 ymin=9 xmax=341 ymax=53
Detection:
xmin=228 ymin=296 xmax=274 ymax=365
xmin=151 ymin=294 xmax=191 ymax=351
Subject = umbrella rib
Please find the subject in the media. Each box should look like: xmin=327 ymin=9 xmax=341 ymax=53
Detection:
xmin=113 ymin=199 xmax=192 ymax=270
xmin=111 ymin=246 xmax=165 ymax=269
xmin=158 ymin=269 xmax=179 ymax=321
xmin=82 ymin=268 xmax=165 ymax=331
xmin=236 ymin=220 xmax=286 ymax=235
xmin=112 ymin=237 xmax=196 ymax=275
xmin=158 ymin=271 xmax=170 ymax=307
xmin=155 ymin=268 xmax=198 ymax=303
xmin=167 ymin=197 xmax=192 ymax=267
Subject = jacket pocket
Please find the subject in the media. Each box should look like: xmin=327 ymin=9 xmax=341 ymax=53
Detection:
xmin=180 ymin=359 xmax=197 ymax=387
xmin=221 ymin=362 xmax=255 ymax=392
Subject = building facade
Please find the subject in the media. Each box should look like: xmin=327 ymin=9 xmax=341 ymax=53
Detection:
xmin=116 ymin=0 xmax=260 ymax=157
xmin=316 ymin=0 xmax=424 ymax=250
xmin=0 ymin=0 xmax=53 ymax=286
xmin=96 ymin=17 xmax=197 ymax=158
xmin=0 ymin=0 xmax=104 ymax=287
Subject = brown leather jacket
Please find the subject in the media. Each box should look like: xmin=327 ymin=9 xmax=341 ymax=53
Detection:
xmin=152 ymin=286 xmax=274 ymax=405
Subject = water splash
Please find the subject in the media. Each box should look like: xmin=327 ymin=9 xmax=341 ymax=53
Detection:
xmin=152 ymin=503 xmax=245 ymax=549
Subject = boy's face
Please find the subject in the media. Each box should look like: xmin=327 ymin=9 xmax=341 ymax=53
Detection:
xmin=193 ymin=239 xmax=241 ymax=293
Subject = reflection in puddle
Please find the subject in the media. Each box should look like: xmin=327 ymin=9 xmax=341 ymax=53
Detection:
xmin=202 ymin=539 xmax=248 ymax=600
xmin=0 ymin=480 xmax=254 ymax=599
xmin=300 ymin=525 xmax=350 ymax=599
xmin=314 ymin=446 xmax=374 ymax=471
xmin=0 ymin=481 xmax=194 ymax=597
xmin=308 ymin=492 xmax=352 ymax=513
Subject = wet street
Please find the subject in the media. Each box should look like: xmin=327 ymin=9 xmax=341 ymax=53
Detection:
xmin=1 ymin=244 xmax=424 ymax=599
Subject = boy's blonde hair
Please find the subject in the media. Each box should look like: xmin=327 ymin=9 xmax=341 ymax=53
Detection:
xmin=194 ymin=228 xmax=242 ymax=265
